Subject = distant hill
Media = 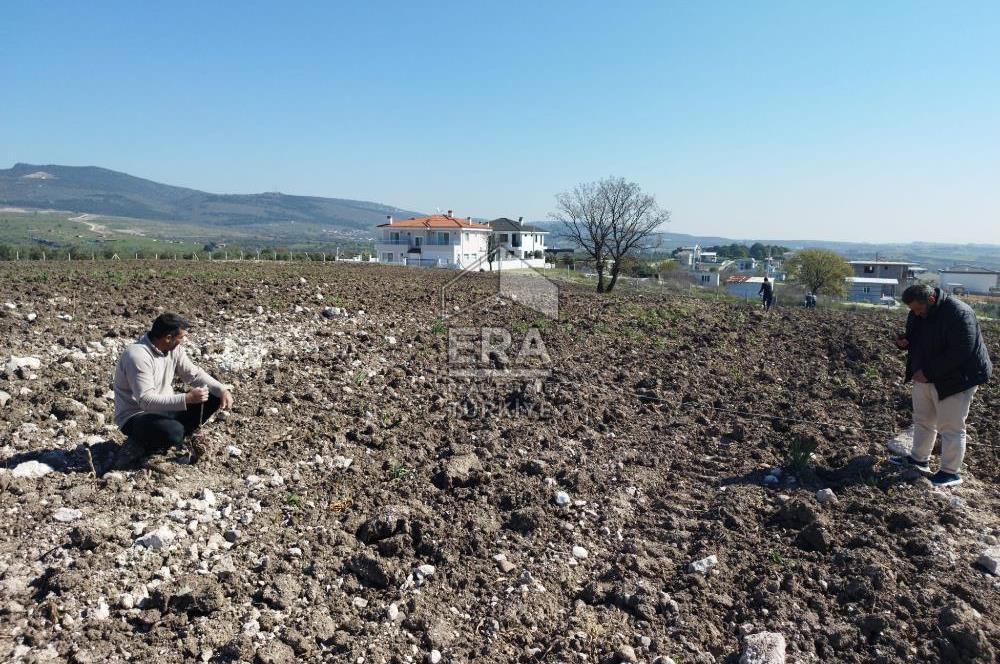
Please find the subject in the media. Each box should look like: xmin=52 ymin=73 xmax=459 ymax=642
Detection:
xmin=0 ymin=163 xmax=422 ymax=233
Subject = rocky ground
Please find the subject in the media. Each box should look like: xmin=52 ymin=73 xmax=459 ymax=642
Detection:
xmin=0 ymin=261 xmax=998 ymax=664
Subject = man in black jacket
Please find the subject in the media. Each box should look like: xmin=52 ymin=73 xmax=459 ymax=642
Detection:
xmin=758 ymin=277 xmax=775 ymax=312
xmin=890 ymin=284 xmax=992 ymax=486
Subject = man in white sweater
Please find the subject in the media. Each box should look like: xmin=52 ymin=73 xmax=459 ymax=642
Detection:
xmin=112 ymin=313 xmax=233 ymax=467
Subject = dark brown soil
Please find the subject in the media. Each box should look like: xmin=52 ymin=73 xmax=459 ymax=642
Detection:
xmin=0 ymin=261 xmax=998 ymax=664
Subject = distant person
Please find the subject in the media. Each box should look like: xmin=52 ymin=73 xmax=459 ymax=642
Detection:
xmin=889 ymin=284 xmax=992 ymax=487
xmin=112 ymin=313 xmax=234 ymax=469
xmin=758 ymin=277 xmax=775 ymax=312
xmin=805 ymin=292 xmax=817 ymax=309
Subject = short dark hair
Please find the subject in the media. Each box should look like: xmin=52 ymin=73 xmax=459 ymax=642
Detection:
xmin=901 ymin=284 xmax=935 ymax=305
xmin=149 ymin=313 xmax=190 ymax=339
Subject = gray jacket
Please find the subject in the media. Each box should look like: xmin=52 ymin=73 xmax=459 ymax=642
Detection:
xmin=113 ymin=334 xmax=225 ymax=428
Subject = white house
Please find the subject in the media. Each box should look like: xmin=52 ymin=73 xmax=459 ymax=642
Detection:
xmin=488 ymin=218 xmax=548 ymax=269
xmin=692 ymin=269 xmax=721 ymax=287
xmin=726 ymin=275 xmax=766 ymax=299
xmin=376 ymin=212 xmax=492 ymax=268
xmin=938 ymin=267 xmax=1000 ymax=295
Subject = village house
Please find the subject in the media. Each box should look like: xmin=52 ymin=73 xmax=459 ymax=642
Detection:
xmin=726 ymin=275 xmax=768 ymax=299
xmin=375 ymin=212 xmax=491 ymax=268
xmin=939 ymin=266 xmax=1000 ymax=295
xmin=488 ymin=217 xmax=548 ymax=268
xmin=848 ymin=260 xmax=921 ymax=288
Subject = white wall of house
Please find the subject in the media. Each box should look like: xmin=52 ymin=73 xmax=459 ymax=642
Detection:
xmin=494 ymin=230 xmax=547 ymax=260
xmin=376 ymin=228 xmax=490 ymax=268
xmin=693 ymin=270 xmax=721 ymax=287
xmin=939 ymin=271 xmax=999 ymax=294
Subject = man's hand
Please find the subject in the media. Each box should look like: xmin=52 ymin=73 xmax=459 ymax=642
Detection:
xmin=185 ymin=386 xmax=209 ymax=404
xmin=913 ymin=369 xmax=929 ymax=383
xmin=894 ymin=334 xmax=909 ymax=350
xmin=220 ymin=390 xmax=235 ymax=410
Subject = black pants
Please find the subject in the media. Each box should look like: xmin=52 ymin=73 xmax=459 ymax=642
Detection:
xmin=122 ymin=394 xmax=221 ymax=451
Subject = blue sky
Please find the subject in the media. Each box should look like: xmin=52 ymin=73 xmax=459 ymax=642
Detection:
xmin=2 ymin=1 xmax=998 ymax=243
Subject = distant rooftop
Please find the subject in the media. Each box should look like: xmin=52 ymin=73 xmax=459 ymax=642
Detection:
xmin=489 ymin=217 xmax=547 ymax=233
xmin=939 ymin=266 xmax=1000 ymax=275
xmin=848 ymin=260 xmax=914 ymax=266
xmin=378 ymin=213 xmax=490 ymax=230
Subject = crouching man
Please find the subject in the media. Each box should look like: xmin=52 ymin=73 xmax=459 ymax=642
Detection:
xmin=890 ymin=284 xmax=991 ymax=486
xmin=112 ymin=313 xmax=234 ymax=468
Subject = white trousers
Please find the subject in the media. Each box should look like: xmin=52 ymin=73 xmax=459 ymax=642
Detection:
xmin=910 ymin=382 xmax=978 ymax=474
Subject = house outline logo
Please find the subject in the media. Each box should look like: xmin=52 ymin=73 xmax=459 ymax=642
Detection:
xmin=439 ymin=248 xmax=560 ymax=322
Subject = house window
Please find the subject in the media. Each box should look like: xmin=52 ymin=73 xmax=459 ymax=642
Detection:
xmin=387 ymin=253 xmax=394 ymax=262
xmin=500 ymin=233 xmax=508 ymax=243
xmin=437 ymin=231 xmax=449 ymax=244
xmin=463 ymin=232 xmax=469 ymax=242
xmin=390 ymin=232 xmax=399 ymax=243
xmin=701 ymin=275 xmax=711 ymax=283
xmin=864 ymin=265 xmax=874 ymax=273
xmin=862 ymin=286 xmax=871 ymax=294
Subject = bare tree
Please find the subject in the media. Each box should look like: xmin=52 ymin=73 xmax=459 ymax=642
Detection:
xmin=553 ymin=176 xmax=668 ymax=292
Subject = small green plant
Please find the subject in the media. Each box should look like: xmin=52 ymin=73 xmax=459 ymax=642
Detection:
xmin=862 ymin=364 xmax=879 ymax=381
xmin=285 ymin=492 xmax=302 ymax=508
xmin=431 ymin=320 xmax=446 ymax=335
xmin=353 ymin=370 xmax=368 ymax=386
xmin=784 ymin=434 xmax=818 ymax=476
xmin=389 ymin=463 xmax=409 ymax=481
xmin=769 ymin=549 xmax=785 ymax=565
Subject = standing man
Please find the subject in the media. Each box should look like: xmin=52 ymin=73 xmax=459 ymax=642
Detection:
xmin=758 ymin=277 xmax=775 ymax=312
xmin=112 ymin=313 xmax=234 ymax=468
xmin=890 ymin=284 xmax=992 ymax=486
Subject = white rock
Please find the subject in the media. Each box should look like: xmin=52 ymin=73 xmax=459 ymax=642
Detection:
xmin=0 ymin=390 xmax=10 ymax=407
xmin=816 ymin=488 xmax=838 ymax=504
xmin=386 ymin=336 xmax=397 ymax=345
xmin=688 ymin=555 xmax=718 ymax=574
xmin=332 ymin=455 xmax=353 ymax=469
xmin=90 ymin=598 xmax=110 ymax=621
xmin=416 ymin=564 xmax=436 ymax=578
xmin=27 ymin=313 xmax=37 ymax=322
xmin=227 ymin=445 xmax=242 ymax=457
xmin=353 ymin=597 xmax=368 ymax=609
xmin=428 ymin=651 xmax=442 ymax=664
xmin=977 ymin=547 xmax=1000 ymax=575
xmin=12 ymin=460 xmax=54 ymax=478
xmin=387 ymin=603 xmax=400 ymax=621
xmin=120 ymin=592 xmax=135 ymax=610
xmin=5 ymin=356 xmax=42 ymax=373
xmin=136 ymin=525 xmax=176 ymax=550
xmin=270 ymin=473 xmax=284 ymax=487
xmin=572 ymin=546 xmax=589 ymax=560
xmin=52 ymin=507 xmax=82 ymax=522
xmin=740 ymin=632 xmax=786 ymax=664
xmin=555 ymin=491 xmax=571 ymax=506
xmin=3 ymin=302 xmax=15 ymax=310
xmin=201 ymin=488 xmax=217 ymax=506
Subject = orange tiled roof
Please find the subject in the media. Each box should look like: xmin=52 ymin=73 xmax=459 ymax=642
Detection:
xmin=377 ymin=214 xmax=491 ymax=230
